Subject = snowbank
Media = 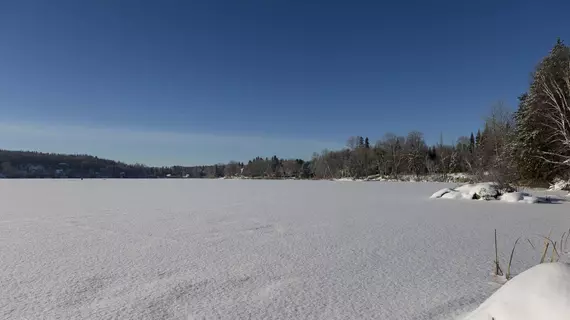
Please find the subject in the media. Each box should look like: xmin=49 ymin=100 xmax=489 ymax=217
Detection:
xmin=431 ymin=183 xmax=540 ymax=204
xmin=550 ymin=178 xmax=570 ymax=191
xmin=333 ymin=177 xmax=364 ymax=182
xmin=447 ymin=172 xmax=473 ymax=181
xmin=431 ymin=183 xmax=500 ymax=200
xmin=332 ymin=173 xmax=475 ymax=183
xmin=455 ymin=183 xmax=500 ymax=199
xmin=440 ymin=191 xmax=470 ymax=200
xmin=430 ymin=188 xmax=455 ymax=199
xmin=499 ymin=192 xmax=539 ymax=204
xmin=498 ymin=191 xmax=523 ymax=202
xmin=464 ymin=262 xmax=570 ymax=320
xmin=363 ymin=173 xmax=474 ymax=183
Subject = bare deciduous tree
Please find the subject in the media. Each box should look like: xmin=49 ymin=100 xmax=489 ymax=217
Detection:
xmin=405 ymin=131 xmax=426 ymax=177
xmin=535 ymin=62 xmax=570 ymax=166
xmin=483 ymin=102 xmax=518 ymax=188
xmin=346 ymin=136 xmax=359 ymax=150
xmin=381 ymin=133 xmax=405 ymax=177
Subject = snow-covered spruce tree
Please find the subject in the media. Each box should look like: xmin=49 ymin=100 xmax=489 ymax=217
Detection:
xmin=515 ymin=39 xmax=570 ymax=182
xmin=515 ymin=93 xmax=554 ymax=182
xmin=469 ymin=133 xmax=475 ymax=155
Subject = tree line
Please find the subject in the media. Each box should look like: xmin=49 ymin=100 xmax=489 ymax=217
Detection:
xmin=1 ymin=40 xmax=569 ymax=184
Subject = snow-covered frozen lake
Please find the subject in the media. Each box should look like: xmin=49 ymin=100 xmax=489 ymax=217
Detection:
xmin=1 ymin=179 xmax=569 ymax=319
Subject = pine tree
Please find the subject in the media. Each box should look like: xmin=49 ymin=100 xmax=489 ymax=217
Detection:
xmin=364 ymin=137 xmax=370 ymax=149
xmin=427 ymin=147 xmax=437 ymax=161
xmin=270 ymin=155 xmax=280 ymax=175
xmin=469 ymin=133 xmax=475 ymax=154
xmin=515 ymin=39 xmax=570 ymax=182
xmin=515 ymin=93 xmax=548 ymax=181
xmin=358 ymin=136 xmax=364 ymax=148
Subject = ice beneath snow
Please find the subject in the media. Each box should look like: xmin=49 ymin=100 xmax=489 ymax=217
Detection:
xmin=1 ymin=180 xmax=569 ymax=319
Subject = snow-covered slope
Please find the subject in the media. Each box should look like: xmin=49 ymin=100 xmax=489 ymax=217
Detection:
xmin=464 ymin=262 xmax=570 ymax=320
xmin=0 ymin=180 xmax=569 ymax=319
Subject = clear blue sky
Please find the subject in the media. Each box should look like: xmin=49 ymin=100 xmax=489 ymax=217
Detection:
xmin=0 ymin=0 xmax=568 ymax=166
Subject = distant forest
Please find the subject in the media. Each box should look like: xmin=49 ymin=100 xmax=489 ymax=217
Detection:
xmin=1 ymin=40 xmax=570 ymax=184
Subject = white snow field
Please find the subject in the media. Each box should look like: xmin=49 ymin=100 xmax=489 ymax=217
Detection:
xmin=1 ymin=179 xmax=569 ymax=320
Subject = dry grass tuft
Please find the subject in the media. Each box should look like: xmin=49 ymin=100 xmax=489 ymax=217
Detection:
xmin=493 ymin=228 xmax=568 ymax=282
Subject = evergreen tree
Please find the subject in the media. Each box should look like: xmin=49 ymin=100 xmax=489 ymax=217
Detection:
xmin=475 ymin=130 xmax=482 ymax=148
xmin=427 ymin=147 xmax=437 ymax=161
xmin=515 ymin=39 xmax=570 ymax=181
xmin=469 ymin=133 xmax=475 ymax=154
xmin=358 ymin=136 xmax=364 ymax=148
xmin=364 ymin=137 xmax=370 ymax=149
xmin=301 ymin=161 xmax=312 ymax=179
xmin=515 ymin=93 xmax=549 ymax=181
xmin=270 ymin=155 xmax=280 ymax=176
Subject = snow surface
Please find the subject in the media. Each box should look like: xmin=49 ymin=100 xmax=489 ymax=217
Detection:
xmin=1 ymin=180 xmax=569 ymax=319
xmin=464 ymin=262 xmax=570 ymax=320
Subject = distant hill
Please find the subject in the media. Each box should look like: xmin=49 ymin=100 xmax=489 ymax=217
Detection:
xmin=0 ymin=149 xmax=224 ymax=178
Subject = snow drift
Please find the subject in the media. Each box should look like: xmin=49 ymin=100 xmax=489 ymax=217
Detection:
xmin=430 ymin=183 xmax=500 ymax=200
xmin=431 ymin=183 xmax=539 ymax=203
xmin=464 ymin=262 xmax=570 ymax=320
xmin=499 ymin=192 xmax=539 ymax=204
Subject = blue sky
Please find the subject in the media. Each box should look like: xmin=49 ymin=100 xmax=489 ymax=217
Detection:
xmin=0 ymin=0 xmax=568 ymax=166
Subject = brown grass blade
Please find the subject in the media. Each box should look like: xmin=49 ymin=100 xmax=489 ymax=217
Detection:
xmin=507 ymin=237 xmax=520 ymax=280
